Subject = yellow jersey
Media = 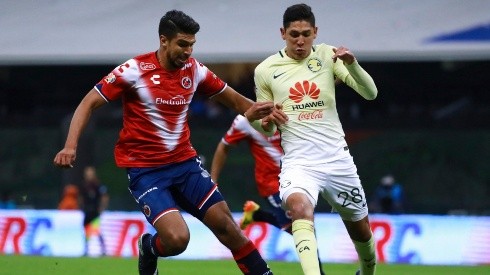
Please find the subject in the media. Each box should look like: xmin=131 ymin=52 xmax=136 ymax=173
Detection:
xmin=254 ymin=44 xmax=377 ymax=165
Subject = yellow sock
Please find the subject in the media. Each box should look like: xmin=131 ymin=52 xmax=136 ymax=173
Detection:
xmin=353 ymin=235 xmax=376 ymax=275
xmin=292 ymin=219 xmax=320 ymax=275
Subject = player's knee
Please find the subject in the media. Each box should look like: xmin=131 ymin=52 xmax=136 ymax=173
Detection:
xmin=287 ymin=202 xmax=314 ymax=220
xmin=285 ymin=192 xmax=315 ymax=220
xmin=351 ymin=229 xmax=372 ymax=243
xmin=345 ymin=217 xmax=372 ymax=242
xmin=161 ymin=231 xmax=189 ymax=256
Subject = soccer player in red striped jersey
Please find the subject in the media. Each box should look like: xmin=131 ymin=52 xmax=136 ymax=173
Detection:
xmin=53 ymin=9 xmax=287 ymax=275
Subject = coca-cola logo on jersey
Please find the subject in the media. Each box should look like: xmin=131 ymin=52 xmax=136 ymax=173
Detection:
xmin=298 ymin=110 xmax=323 ymax=121
xmin=140 ymin=62 xmax=156 ymax=71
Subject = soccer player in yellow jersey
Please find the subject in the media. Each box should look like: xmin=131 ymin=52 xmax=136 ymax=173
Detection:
xmin=254 ymin=4 xmax=378 ymax=275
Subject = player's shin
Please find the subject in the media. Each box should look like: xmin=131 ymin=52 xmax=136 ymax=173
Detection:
xmin=353 ymin=235 xmax=376 ymax=275
xmin=292 ymin=219 xmax=320 ymax=275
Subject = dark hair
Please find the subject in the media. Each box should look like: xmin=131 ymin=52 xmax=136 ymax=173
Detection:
xmin=158 ymin=10 xmax=200 ymax=39
xmin=283 ymin=3 xmax=315 ymax=28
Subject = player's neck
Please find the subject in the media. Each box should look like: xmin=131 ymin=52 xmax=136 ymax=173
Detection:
xmin=156 ymin=49 xmax=177 ymax=71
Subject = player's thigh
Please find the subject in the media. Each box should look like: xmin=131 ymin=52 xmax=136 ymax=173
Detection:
xmin=173 ymin=159 xmax=225 ymax=221
xmin=278 ymin=165 xmax=321 ymax=209
xmin=127 ymin=167 xmax=179 ymax=226
xmin=321 ymin=157 xmax=368 ymax=222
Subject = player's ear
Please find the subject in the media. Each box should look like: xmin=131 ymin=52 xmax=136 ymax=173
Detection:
xmin=280 ymin=28 xmax=286 ymax=40
xmin=160 ymin=35 xmax=168 ymax=47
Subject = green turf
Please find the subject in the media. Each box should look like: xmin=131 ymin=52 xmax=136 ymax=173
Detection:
xmin=0 ymin=255 xmax=488 ymax=275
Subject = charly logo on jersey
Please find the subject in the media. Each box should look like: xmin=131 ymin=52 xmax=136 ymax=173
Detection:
xmin=155 ymin=95 xmax=187 ymax=105
xmin=181 ymin=76 xmax=192 ymax=89
xmin=307 ymin=57 xmax=322 ymax=72
xmin=140 ymin=62 xmax=156 ymax=71
xmin=104 ymin=73 xmax=116 ymax=84
xmin=150 ymin=74 xmax=161 ymax=85
xmin=289 ymin=80 xmax=325 ymax=121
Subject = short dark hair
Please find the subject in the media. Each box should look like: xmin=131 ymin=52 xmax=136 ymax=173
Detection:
xmin=158 ymin=10 xmax=200 ymax=39
xmin=283 ymin=3 xmax=315 ymax=28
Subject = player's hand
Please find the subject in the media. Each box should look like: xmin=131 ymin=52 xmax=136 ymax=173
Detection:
xmin=332 ymin=46 xmax=355 ymax=65
xmin=244 ymin=101 xmax=274 ymax=122
xmin=261 ymin=103 xmax=288 ymax=131
xmin=268 ymin=103 xmax=288 ymax=125
xmin=53 ymin=148 xmax=76 ymax=168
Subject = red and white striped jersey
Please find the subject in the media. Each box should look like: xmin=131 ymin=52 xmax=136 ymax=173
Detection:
xmin=94 ymin=51 xmax=226 ymax=167
xmin=222 ymin=115 xmax=283 ymax=197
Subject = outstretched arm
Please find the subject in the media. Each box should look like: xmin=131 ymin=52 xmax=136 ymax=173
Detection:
xmin=53 ymin=89 xmax=106 ymax=168
xmin=333 ymin=46 xmax=378 ymax=100
xmin=212 ymin=86 xmax=287 ymax=135
xmin=212 ymin=86 xmax=273 ymax=120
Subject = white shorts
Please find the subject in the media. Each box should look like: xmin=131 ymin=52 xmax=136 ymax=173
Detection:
xmin=279 ymin=154 xmax=368 ymax=222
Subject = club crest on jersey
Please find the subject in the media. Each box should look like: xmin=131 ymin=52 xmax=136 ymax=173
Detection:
xmin=140 ymin=62 xmax=156 ymax=71
xmin=307 ymin=57 xmax=322 ymax=72
xmin=104 ymin=73 xmax=116 ymax=84
xmin=143 ymin=204 xmax=151 ymax=217
xmin=181 ymin=76 xmax=192 ymax=89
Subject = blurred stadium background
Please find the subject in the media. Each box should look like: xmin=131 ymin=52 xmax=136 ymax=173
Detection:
xmin=0 ymin=0 xmax=489 ymax=266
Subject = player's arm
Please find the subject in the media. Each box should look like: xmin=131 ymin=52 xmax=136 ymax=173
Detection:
xmin=210 ymin=141 xmax=231 ymax=184
xmin=212 ymin=86 xmax=273 ymax=120
xmin=333 ymin=46 xmax=378 ymax=100
xmin=212 ymin=86 xmax=286 ymax=136
xmin=53 ymin=89 xmax=107 ymax=168
xmin=252 ymin=66 xmax=289 ymax=135
xmin=99 ymin=188 xmax=109 ymax=213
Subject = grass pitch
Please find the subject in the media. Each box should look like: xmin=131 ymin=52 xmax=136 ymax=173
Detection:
xmin=0 ymin=255 xmax=489 ymax=275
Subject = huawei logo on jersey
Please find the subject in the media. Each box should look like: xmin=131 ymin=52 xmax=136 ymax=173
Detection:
xmin=290 ymin=80 xmax=325 ymax=114
xmin=289 ymin=80 xmax=320 ymax=103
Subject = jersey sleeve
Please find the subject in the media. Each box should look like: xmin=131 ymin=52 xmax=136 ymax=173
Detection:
xmin=195 ymin=62 xmax=227 ymax=98
xmin=254 ymin=64 xmax=274 ymax=102
xmin=343 ymin=61 xmax=378 ymax=100
xmin=94 ymin=59 xmax=139 ymax=102
xmin=222 ymin=115 xmax=251 ymax=145
xmin=328 ymin=45 xmax=378 ymax=100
